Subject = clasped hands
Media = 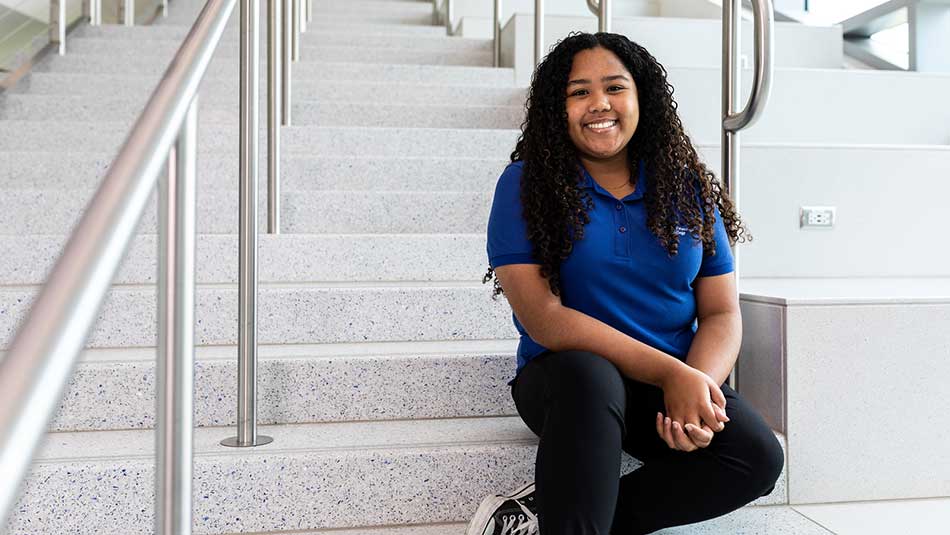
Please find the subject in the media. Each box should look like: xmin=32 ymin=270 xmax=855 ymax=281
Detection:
xmin=655 ymin=364 xmax=730 ymax=452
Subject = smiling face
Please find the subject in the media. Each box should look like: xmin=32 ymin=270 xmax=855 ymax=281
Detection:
xmin=564 ymin=46 xmax=640 ymax=166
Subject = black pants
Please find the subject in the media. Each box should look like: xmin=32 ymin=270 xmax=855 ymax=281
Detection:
xmin=510 ymin=350 xmax=784 ymax=534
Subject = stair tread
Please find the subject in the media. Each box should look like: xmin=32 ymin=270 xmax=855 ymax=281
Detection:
xmin=72 ymin=339 xmax=518 ymax=364
xmin=35 ymin=416 xmax=538 ymax=463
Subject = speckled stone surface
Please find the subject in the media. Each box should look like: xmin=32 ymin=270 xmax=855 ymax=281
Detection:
xmin=49 ymin=345 xmax=518 ymax=431
xmin=7 ymin=418 xmax=786 ymax=533
xmin=13 ymin=72 xmax=526 ymax=105
xmin=65 ymin=38 xmax=493 ymax=67
xmin=73 ymin=25 xmax=490 ymax=52
xmin=0 ymin=152 xmax=505 ymax=191
xmin=653 ymin=506 xmax=832 ymax=534
xmin=784 ymin=303 xmax=950 ymax=504
xmin=0 ymin=234 xmax=489 ymax=285
xmin=293 ymin=102 xmax=522 ymax=129
xmin=0 ymin=285 xmax=519 ymax=348
xmin=34 ymin=55 xmax=516 ymax=85
xmin=0 ymin=189 xmax=493 ymax=234
xmin=9 ymin=418 xmax=539 ymax=534
xmin=163 ymin=9 xmax=433 ymax=27
xmin=0 ymin=95 xmax=521 ymax=129
xmin=0 ymin=121 xmax=519 ymax=156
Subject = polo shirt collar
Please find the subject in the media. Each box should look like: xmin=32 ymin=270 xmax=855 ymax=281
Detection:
xmin=578 ymin=158 xmax=647 ymax=201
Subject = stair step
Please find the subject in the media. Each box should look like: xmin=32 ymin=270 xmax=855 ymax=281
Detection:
xmin=73 ymin=24 xmax=488 ymax=51
xmin=8 ymin=418 xmax=788 ymax=533
xmin=0 ymin=152 xmax=506 ymax=191
xmin=49 ymin=341 xmax=518 ymax=432
xmin=0 ymin=121 xmax=520 ymax=157
xmin=0 ymin=233 xmax=488 ymax=285
xmin=10 ymin=417 xmax=540 ymax=533
xmin=0 ymin=284 xmax=517 ymax=349
xmin=33 ymin=56 xmax=515 ymax=85
xmin=13 ymin=73 xmax=526 ymax=105
xmin=64 ymin=38 xmax=493 ymax=66
xmin=158 ymin=20 xmax=448 ymax=36
xmin=161 ymin=8 xmax=432 ymax=26
xmin=0 ymin=189 xmax=493 ymax=234
xmin=0 ymin=94 xmax=522 ymax=129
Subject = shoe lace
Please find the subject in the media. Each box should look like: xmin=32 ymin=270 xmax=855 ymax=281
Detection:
xmin=499 ymin=499 xmax=539 ymax=535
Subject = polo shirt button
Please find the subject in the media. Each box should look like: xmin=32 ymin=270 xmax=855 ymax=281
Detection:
xmin=619 ymin=226 xmax=627 ymax=233
xmin=615 ymin=203 xmax=623 ymax=210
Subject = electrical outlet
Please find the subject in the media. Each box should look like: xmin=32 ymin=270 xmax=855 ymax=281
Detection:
xmin=800 ymin=206 xmax=836 ymax=228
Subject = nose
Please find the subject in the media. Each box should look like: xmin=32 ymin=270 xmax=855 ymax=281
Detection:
xmin=589 ymin=90 xmax=611 ymax=113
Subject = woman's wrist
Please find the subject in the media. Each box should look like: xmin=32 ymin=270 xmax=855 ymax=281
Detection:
xmin=655 ymin=357 xmax=691 ymax=390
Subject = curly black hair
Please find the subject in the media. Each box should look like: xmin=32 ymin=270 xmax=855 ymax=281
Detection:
xmin=484 ymin=31 xmax=750 ymax=298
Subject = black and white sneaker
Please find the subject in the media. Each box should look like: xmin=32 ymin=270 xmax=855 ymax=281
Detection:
xmin=466 ymin=482 xmax=539 ymax=535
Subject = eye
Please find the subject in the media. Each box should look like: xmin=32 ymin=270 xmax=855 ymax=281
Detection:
xmin=569 ymin=89 xmax=588 ymax=97
xmin=609 ymin=85 xmax=625 ymax=91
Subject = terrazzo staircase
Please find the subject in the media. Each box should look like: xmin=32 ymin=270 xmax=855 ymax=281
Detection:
xmin=0 ymin=0 xmax=793 ymax=533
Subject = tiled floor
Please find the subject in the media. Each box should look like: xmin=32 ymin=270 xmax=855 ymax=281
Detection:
xmin=653 ymin=498 xmax=950 ymax=534
xmin=792 ymin=497 xmax=950 ymax=535
xmin=655 ymin=505 xmax=832 ymax=534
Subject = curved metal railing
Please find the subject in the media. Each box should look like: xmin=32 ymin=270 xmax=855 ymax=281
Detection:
xmin=721 ymin=0 xmax=774 ymax=390
xmin=0 ymin=0 xmax=235 ymax=529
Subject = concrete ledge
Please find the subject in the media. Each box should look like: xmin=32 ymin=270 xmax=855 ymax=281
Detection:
xmin=737 ymin=277 xmax=950 ymax=503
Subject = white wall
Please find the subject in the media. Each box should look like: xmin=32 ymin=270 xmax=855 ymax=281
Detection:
xmin=697 ymin=144 xmax=950 ymax=278
xmin=669 ymin=67 xmax=950 ymax=145
xmin=502 ymin=13 xmax=844 ymax=86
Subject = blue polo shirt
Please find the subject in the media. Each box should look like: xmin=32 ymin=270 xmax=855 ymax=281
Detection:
xmin=486 ymin=159 xmax=734 ymax=386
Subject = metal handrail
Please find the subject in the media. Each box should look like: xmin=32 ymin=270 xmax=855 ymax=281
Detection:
xmin=534 ymin=0 xmax=542 ymax=65
xmin=0 ymin=0 xmax=235 ymax=529
xmin=493 ymin=0 xmax=501 ymax=67
xmin=720 ymin=0 xmax=774 ymax=390
xmin=585 ymin=0 xmax=610 ymax=32
xmin=723 ymin=0 xmax=773 ymax=132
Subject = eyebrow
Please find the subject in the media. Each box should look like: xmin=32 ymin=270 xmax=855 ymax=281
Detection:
xmin=566 ymin=74 xmax=631 ymax=87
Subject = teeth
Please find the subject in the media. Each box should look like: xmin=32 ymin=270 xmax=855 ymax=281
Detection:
xmin=586 ymin=120 xmax=617 ymax=129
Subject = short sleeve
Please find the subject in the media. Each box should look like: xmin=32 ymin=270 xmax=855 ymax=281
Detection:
xmin=698 ymin=203 xmax=735 ymax=277
xmin=487 ymin=161 xmax=540 ymax=268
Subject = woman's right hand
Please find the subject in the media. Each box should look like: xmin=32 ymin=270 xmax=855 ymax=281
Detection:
xmin=658 ymin=364 xmax=729 ymax=447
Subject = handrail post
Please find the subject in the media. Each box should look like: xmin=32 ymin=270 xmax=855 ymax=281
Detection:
xmin=493 ymin=0 xmax=501 ymax=67
xmin=156 ymin=96 xmax=197 ymax=535
xmin=50 ymin=0 xmax=66 ymax=55
xmin=282 ymin=0 xmax=292 ymax=126
xmin=222 ymin=0 xmax=272 ymax=448
xmin=292 ymin=0 xmax=300 ymax=61
xmin=721 ymin=0 xmax=774 ymax=391
xmin=268 ymin=0 xmax=281 ymax=233
xmin=119 ymin=0 xmax=135 ymax=26
xmin=445 ymin=0 xmax=453 ymax=34
xmin=722 ymin=0 xmax=741 ymax=391
xmin=585 ymin=0 xmax=610 ymax=33
xmin=534 ymin=0 xmax=543 ymax=66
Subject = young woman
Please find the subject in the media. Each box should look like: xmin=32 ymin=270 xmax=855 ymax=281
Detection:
xmin=468 ymin=32 xmax=784 ymax=534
